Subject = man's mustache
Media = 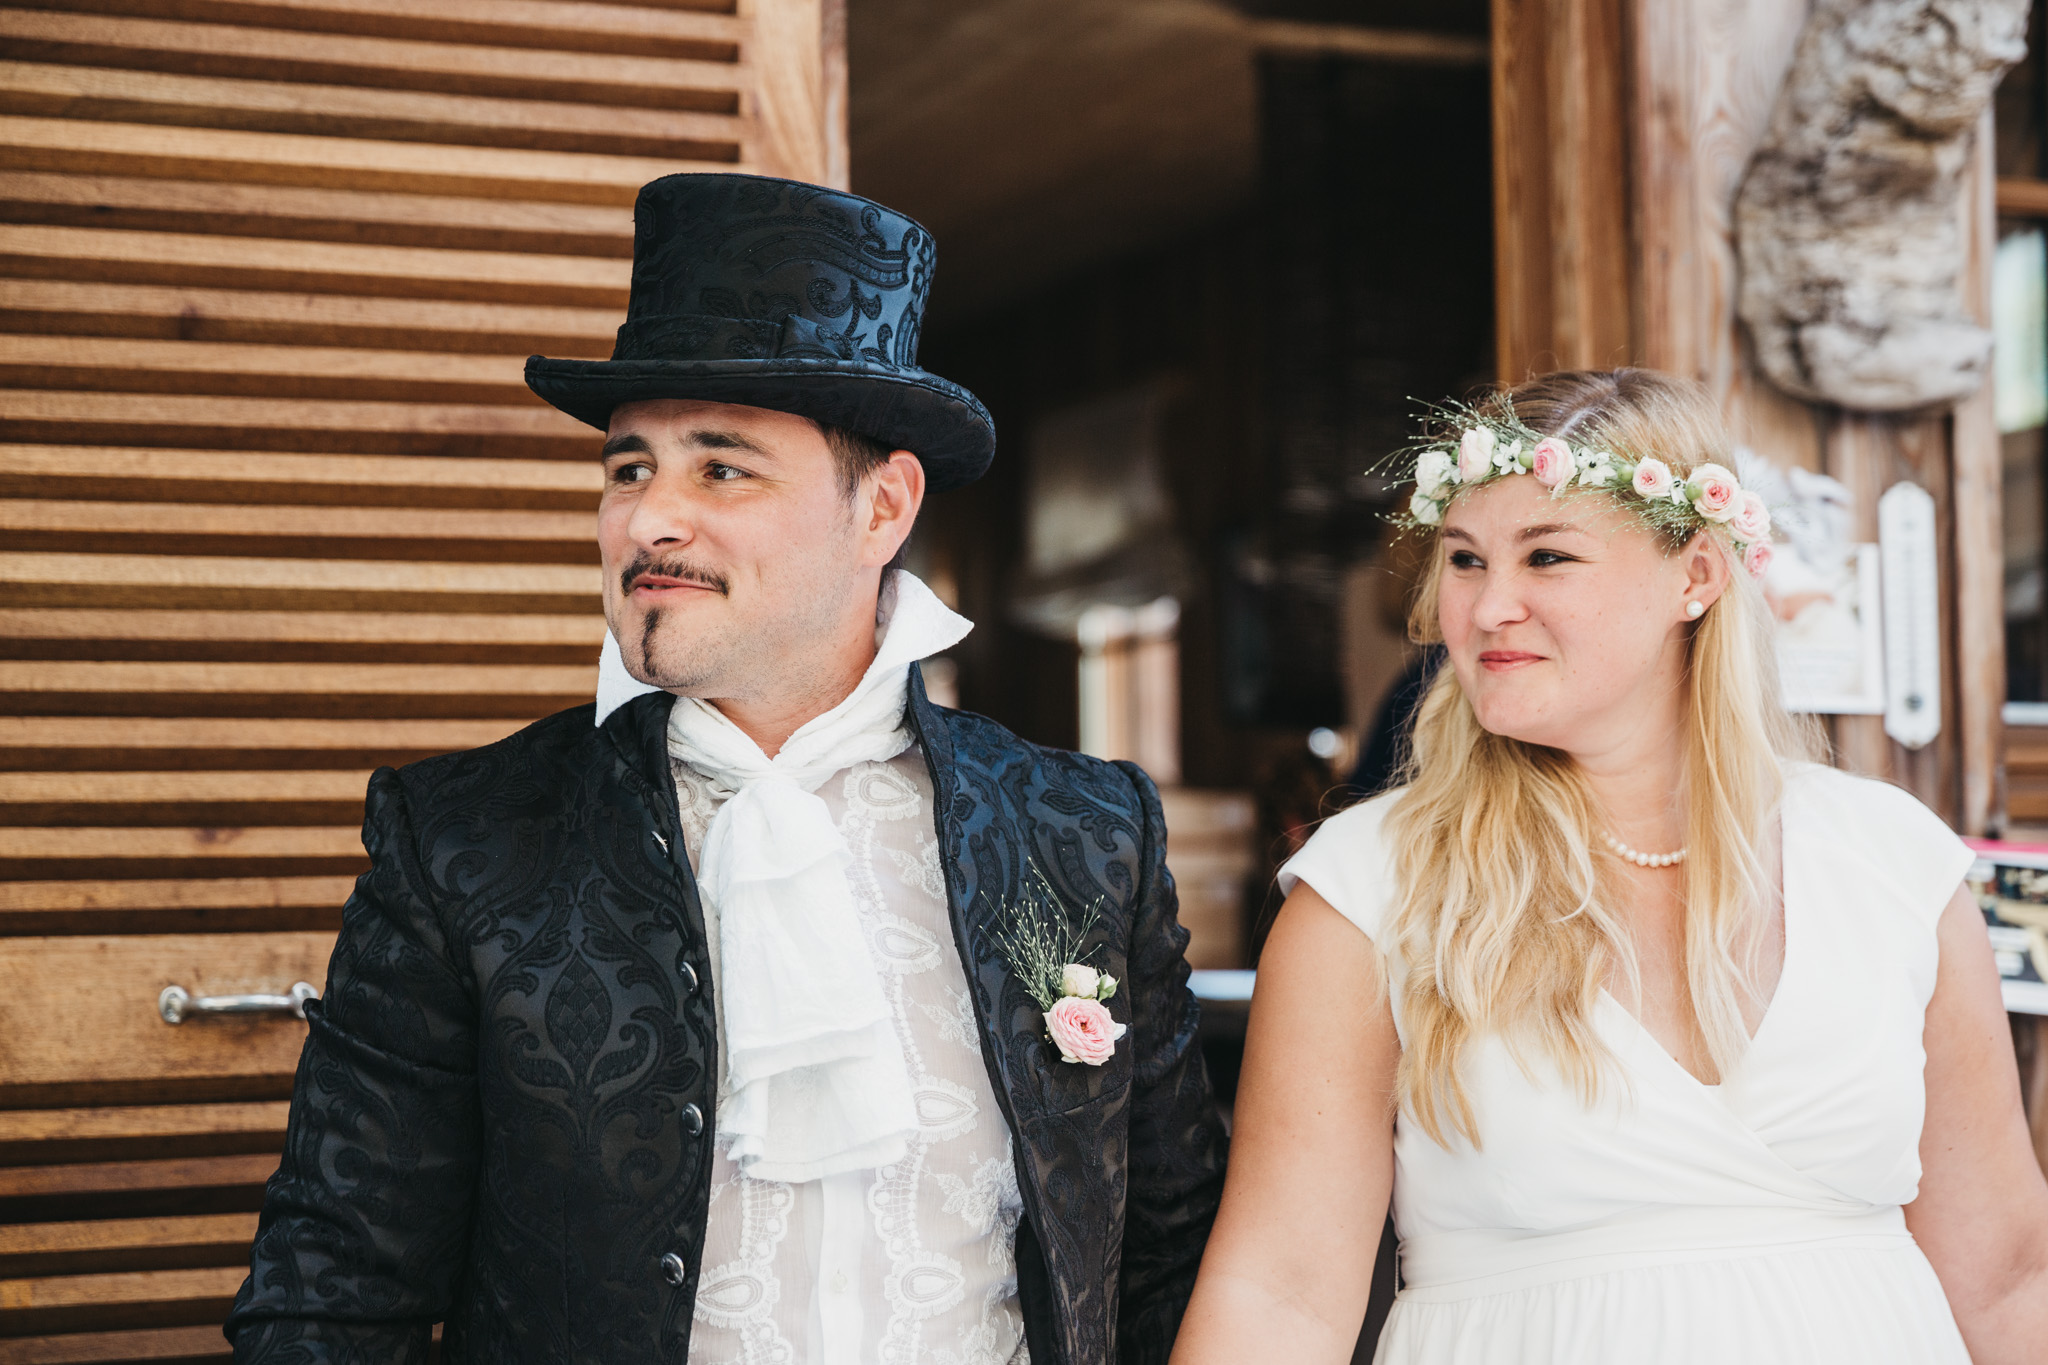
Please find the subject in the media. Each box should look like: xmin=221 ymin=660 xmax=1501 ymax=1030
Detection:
xmin=619 ymin=552 xmax=730 ymax=598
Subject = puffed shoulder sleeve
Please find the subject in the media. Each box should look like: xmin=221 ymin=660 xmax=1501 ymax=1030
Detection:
xmin=1275 ymin=792 xmax=1402 ymax=946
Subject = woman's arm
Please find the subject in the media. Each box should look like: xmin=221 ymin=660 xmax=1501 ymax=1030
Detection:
xmin=1904 ymin=884 xmax=2048 ymax=1364
xmin=1169 ymin=884 xmax=1400 ymax=1364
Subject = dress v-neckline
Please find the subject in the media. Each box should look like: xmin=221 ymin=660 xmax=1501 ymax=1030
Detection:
xmin=1597 ymin=784 xmax=1796 ymax=1091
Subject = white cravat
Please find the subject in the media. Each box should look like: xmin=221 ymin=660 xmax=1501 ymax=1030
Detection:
xmin=629 ymin=572 xmax=971 ymax=1182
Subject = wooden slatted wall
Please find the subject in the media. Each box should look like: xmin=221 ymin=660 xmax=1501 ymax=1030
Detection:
xmin=0 ymin=3 xmax=842 ymax=1358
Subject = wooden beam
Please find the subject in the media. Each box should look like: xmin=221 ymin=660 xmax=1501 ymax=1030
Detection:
xmin=1492 ymin=0 xmax=1633 ymax=380
xmin=1247 ymin=20 xmax=1489 ymax=66
xmin=1956 ymin=111 xmax=2006 ymax=835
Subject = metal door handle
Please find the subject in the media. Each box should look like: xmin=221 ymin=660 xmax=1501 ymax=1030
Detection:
xmin=159 ymin=981 xmax=318 ymax=1024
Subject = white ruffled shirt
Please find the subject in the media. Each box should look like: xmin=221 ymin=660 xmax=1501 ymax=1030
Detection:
xmin=672 ymin=745 xmax=1029 ymax=1365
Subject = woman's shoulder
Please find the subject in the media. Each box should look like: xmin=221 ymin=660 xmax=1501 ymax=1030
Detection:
xmin=1785 ymin=762 xmax=1975 ymax=927
xmin=1275 ymin=788 xmax=1407 ymax=944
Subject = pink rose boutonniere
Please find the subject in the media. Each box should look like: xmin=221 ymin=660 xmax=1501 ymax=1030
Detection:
xmin=1045 ymin=978 xmax=1126 ymax=1065
xmin=993 ymin=871 xmax=1127 ymax=1067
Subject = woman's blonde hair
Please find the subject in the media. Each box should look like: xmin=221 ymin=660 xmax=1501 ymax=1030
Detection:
xmin=1383 ymin=368 xmax=1818 ymax=1146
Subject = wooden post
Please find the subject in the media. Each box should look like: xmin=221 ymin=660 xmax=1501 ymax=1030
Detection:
xmin=1492 ymin=0 xmax=1633 ymax=380
xmin=1956 ymin=109 xmax=2008 ymax=835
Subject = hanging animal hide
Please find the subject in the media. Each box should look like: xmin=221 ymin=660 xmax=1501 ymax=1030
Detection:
xmin=1735 ymin=0 xmax=2027 ymax=412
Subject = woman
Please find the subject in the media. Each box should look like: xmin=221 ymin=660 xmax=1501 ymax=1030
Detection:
xmin=1172 ymin=370 xmax=2048 ymax=1363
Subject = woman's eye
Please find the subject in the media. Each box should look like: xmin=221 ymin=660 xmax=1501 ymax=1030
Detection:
xmin=1528 ymin=549 xmax=1573 ymax=567
xmin=1447 ymin=550 xmax=1483 ymax=570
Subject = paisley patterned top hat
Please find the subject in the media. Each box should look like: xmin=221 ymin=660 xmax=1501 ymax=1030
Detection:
xmin=525 ymin=172 xmax=995 ymax=492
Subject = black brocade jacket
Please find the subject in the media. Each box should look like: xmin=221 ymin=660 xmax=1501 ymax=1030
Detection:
xmin=225 ymin=667 xmax=1229 ymax=1365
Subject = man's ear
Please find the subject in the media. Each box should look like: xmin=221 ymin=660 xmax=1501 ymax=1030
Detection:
xmin=861 ymin=451 xmax=925 ymax=568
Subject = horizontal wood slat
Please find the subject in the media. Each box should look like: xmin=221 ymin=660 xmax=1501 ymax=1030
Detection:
xmin=1 ymin=0 xmax=830 ymax=1351
xmin=0 ymin=392 xmax=594 ymax=457
xmin=0 ymin=446 xmax=602 ymax=507
xmin=0 ymin=62 xmax=744 ymax=161
xmin=0 ymin=715 xmax=528 ymax=764
xmin=0 ymin=10 xmax=745 ymax=110
xmin=1 ymin=223 xmax=631 ymax=303
xmin=0 ymin=115 xmax=711 ymax=206
xmin=0 ymin=499 xmax=593 ymax=559
xmin=0 ymin=1323 xmax=233 ymax=1363
xmin=0 ymin=1213 xmax=260 ymax=1279
xmin=0 ymin=879 xmax=355 ymax=934
xmin=0 ymin=1266 xmax=246 ymax=1339
xmin=26 ymin=0 xmax=743 ymax=59
xmin=0 ymin=337 xmax=545 ymax=404
xmin=0 ymin=279 xmax=617 ymax=354
xmin=0 ymin=172 xmax=636 ymax=256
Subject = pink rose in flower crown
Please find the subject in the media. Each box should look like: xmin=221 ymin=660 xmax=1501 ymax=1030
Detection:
xmin=1632 ymin=457 xmax=1675 ymax=500
xmin=1743 ymin=540 xmax=1774 ymax=580
xmin=1688 ymin=463 xmax=1741 ymax=522
xmin=1045 ymin=995 xmax=1125 ymax=1066
xmin=1529 ymin=438 xmax=1574 ymax=490
xmin=1729 ymin=490 xmax=1771 ymax=544
xmin=1458 ymin=427 xmax=1496 ymax=483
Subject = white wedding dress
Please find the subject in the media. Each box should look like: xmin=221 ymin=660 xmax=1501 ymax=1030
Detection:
xmin=1279 ymin=763 xmax=1978 ymax=1364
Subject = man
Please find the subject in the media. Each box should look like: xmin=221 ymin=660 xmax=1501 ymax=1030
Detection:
xmin=226 ymin=173 xmax=1228 ymax=1365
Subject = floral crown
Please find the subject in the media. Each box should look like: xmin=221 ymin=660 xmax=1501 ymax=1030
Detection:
xmin=1396 ymin=405 xmax=1774 ymax=578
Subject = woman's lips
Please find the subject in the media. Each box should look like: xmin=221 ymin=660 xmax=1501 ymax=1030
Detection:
xmin=1478 ymin=650 xmax=1544 ymax=672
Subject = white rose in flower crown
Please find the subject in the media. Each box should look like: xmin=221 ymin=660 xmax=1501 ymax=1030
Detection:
xmin=1409 ymin=490 xmax=1442 ymax=525
xmin=1687 ymin=463 xmax=1741 ymax=522
xmin=1415 ymin=448 xmax=1456 ymax=497
xmin=1060 ymin=963 xmax=1101 ymax=999
xmin=1729 ymin=490 xmax=1771 ymax=544
xmin=1457 ymin=427 xmax=1495 ymax=483
xmin=1632 ymin=457 xmax=1675 ymax=499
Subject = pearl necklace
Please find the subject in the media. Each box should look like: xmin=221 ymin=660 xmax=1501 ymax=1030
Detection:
xmin=1602 ymin=832 xmax=1687 ymax=868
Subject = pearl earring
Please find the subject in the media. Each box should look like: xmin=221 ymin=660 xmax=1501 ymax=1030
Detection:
xmin=1685 ymin=600 xmax=1706 ymax=619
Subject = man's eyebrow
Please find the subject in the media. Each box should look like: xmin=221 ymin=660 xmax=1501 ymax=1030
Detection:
xmin=600 ymin=433 xmax=650 ymax=460
xmin=685 ymin=428 xmax=771 ymax=456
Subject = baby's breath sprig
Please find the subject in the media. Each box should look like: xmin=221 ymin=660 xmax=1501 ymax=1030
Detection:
xmin=990 ymin=866 xmax=1104 ymax=1012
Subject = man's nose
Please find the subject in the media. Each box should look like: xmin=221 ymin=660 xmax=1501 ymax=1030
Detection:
xmin=625 ymin=470 xmax=696 ymax=551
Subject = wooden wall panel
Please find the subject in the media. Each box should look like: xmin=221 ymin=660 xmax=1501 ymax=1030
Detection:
xmin=0 ymin=0 xmax=842 ymax=1355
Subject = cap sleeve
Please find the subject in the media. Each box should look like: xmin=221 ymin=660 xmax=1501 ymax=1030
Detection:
xmin=1799 ymin=766 xmax=1974 ymax=928
xmin=1276 ymin=792 xmax=1402 ymax=947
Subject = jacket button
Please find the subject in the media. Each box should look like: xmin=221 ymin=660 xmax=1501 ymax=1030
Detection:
xmin=679 ymin=960 xmax=699 ymax=995
xmin=681 ymin=1103 xmax=704 ymax=1137
xmin=660 ymin=1252 xmax=687 ymax=1286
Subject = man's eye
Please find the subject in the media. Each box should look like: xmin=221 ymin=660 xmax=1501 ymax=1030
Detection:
xmin=610 ymin=462 xmax=652 ymax=484
xmin=706 ymin=462 xmax=746 ymax=482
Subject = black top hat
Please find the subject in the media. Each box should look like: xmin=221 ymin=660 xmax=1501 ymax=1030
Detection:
xmin=525 ymin=173 xmax=994 ymax=492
